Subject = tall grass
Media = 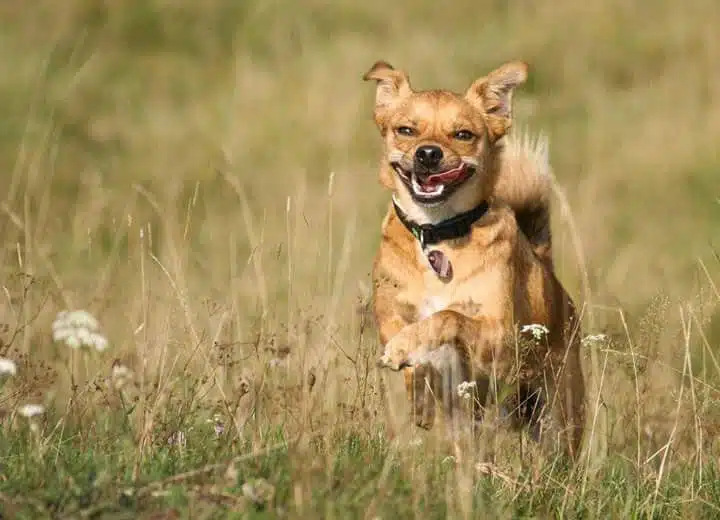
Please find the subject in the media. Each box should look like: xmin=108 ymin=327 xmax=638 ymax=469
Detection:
xmin=0 ymin=0 xmax=719 ymax=517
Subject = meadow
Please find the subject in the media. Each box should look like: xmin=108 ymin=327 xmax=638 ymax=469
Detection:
xmin=0 ymin=0 xmax=719 ymax=517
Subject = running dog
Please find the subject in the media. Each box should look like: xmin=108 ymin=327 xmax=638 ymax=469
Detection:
xmin=364 ymin=60 xmax=585 ymax=458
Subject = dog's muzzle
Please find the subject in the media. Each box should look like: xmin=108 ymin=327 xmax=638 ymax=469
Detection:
xmin=391 ymin=162 xmax=475 ymax=204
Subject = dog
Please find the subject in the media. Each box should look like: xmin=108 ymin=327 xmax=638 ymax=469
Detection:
xmin=363 ymin=59 xmax=586 ymax=458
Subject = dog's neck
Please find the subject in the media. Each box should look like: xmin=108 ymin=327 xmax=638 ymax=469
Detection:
xmin=392 ymin=196 xmax=489 ymax=250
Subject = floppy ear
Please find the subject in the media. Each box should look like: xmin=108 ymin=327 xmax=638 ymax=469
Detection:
xmin=363 ymin=61 xmax=412 ymax=128
xmin=465 ymin=60 xmax=528 ymax=141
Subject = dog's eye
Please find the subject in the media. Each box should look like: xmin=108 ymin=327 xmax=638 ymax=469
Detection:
xmin=453 ymin=130 xmax=475 ymax=141
xmin=396 ymin=126 xmax=416 ymax=137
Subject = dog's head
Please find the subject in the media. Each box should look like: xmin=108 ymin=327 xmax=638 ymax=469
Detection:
xmin=363 ymin=60 xmax=528 ymax=206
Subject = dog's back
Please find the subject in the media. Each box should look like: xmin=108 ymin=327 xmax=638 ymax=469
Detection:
xmin=492 ymin=130 xmax=555 ymax=271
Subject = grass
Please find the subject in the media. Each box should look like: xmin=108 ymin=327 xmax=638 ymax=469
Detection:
xmin=0 ymin=0 xmax=719 ymax=517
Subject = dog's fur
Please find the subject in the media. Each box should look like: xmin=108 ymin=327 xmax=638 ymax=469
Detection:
xmin=364 ymin=60 xmax=586 ymax=458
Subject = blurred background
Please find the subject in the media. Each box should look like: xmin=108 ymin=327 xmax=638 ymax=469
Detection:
xmin=0 ymin=0 xmax=719 ymax=440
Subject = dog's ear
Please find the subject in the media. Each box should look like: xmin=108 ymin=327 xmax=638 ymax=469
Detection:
xmin=363 ymin=61 xmax=412 ymax=126
xmin=465 ymin=60 xmax=528 ymax=141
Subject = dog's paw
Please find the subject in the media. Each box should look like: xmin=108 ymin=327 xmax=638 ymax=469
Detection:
xmin=376 ymin=333 xmax=415 ymax=371
xmin=376 ymin=351 xmax=410 ymax=371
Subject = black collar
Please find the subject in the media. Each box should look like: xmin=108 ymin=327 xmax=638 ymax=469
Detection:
xmin=392 ymin=198 xmax=489 ymax=248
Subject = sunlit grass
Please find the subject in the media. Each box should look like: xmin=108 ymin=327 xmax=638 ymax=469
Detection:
xmin=0 ymin=0 xmax=719 ymax=517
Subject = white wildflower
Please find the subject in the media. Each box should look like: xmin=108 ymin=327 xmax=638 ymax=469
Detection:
xmin=77 ymin=327 xmax=92 ymax=345
xmin=51 ymin=310 xmax=109 ymax=352
xmin=168 ymin=431 xmax=187 ymax=448
xmin=268 ymin=358 xmax=286 ymax=368
xmin=66 ymin=335 xmax=81 ymax=349
xmin=242 ymin=478 xmax=275 ymax=506
xmin=582 ymin=334 xmax=608 ymax=346
xmin=60 ymin=310 xmax=98 ymax=331
xmin=18 ymin=404 xmax=45 ymax=418
xmin=206 ymin=413 xmax=225 ymax=437
xmin=0 ymin=358 xmax=17 ymax=376
xmin=457 ymin=380 xmax=477 ymax=400
xmin=52 ymin=327 xmax=73 ymax=343
xmin=112 ymin=363 xmax=130 ymax=379
xmin=520 ymin=324 xmax=549 ymax=341
xmin=89 ymin=332 xmax=108 ymax=352
xmin=111 ymin=362 xmax=132 ymax=390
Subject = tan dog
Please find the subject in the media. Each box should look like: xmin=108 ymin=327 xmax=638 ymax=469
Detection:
xmin=364 ymin=60 xmax=585 ymax=458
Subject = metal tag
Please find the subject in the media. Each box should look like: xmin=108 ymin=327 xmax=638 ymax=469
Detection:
xmin=426 ymin=250 xmax=452 ymax=281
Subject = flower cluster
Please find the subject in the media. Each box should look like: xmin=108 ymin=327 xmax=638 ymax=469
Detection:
xmin=111 ymin=362 xmax=133 ymax=390
xmin=0 ymin=357 xmax=45 ymax=425
xmin=18 ymin=404 xmax=45 ymax=418
xmin=207 ymin=413 xmax=225 ymax=437
xmin=582 ymin=333 xmax=609 ymax=346
xmin=457 ymin=380 xmax=477 ymax=400
xmin=168 ymin=430 xmax=187 ymax=448
xmin=52 ymin=310 xmax=108 ymax=351
xmin=520 ymin=324 xmax=549 ymax=341
xmin=0 ymin=358 xmax=17 ymax=377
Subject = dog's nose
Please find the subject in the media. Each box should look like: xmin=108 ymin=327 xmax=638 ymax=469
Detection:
xmin=414 ymin=145 xmax=443 ymax=169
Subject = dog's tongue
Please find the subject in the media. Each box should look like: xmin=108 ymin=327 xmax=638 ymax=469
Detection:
xmin=422 ymin=165 xmax=465 ymax=186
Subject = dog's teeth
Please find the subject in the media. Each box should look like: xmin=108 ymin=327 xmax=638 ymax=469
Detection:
xmin=411 ymin=175 xmax=444 ymax=197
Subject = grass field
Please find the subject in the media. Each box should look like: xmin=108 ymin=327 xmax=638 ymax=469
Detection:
xmin=1 ymin=0 xmax=719 ymax=518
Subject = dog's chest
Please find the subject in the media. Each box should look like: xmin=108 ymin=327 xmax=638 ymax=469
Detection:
xmin=417 ymin=249 xmax=453 ymax=318
xmin=399 ymin=243 xmax=502 ymax=322
xmin=417 ymin=294 xmax=448 ymax=320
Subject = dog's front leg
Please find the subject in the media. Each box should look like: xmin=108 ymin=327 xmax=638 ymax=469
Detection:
xmin=377 ymin=310 xmax=503 ymax=428
xmin=377 ymin=309 xmax=501 ymax=371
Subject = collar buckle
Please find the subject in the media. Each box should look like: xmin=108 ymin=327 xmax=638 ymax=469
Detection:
xmin=392 ymin=198 xmax=489 ymax=248
xmin=417 ymin=224 xmax=435 ymax=249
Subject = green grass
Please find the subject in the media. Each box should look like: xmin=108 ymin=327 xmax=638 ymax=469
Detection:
xmin=1 ymin=0 xmax=720 ymax=517
xmin=2 ymin=421 xmax=720 ymax=518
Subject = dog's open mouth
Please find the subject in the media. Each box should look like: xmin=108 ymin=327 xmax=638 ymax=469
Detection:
xmin=391 ymin=163 xmax=475 ymax=203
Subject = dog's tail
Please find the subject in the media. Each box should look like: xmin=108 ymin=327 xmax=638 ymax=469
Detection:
xmin=493 ymin=129 xmax=555 ymax=271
